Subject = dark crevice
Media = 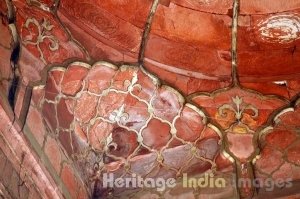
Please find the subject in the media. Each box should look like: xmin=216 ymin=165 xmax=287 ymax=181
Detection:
xmin=8 ymin=43 xmax=20 ymax=108
xmin=8 ymin=76 xmax=18 ymax=108
xmin=5 ymin=0 xmax=32 ymax=132
xmin=292 ymin=45 xmax=297 ymax=56
xmin=4 ymin=0 xmax=20 ymax=110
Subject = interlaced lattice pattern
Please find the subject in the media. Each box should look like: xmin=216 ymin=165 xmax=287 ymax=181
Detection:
xmin=35 ymin=61 xmax=233 ymax=198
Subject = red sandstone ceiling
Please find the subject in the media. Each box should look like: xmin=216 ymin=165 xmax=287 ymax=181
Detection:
xmin=1 ymin=0 xmax=300 ymax=199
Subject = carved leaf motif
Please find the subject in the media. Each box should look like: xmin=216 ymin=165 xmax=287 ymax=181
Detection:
xmin=22 ymin=18 xmax=59 ymax=64
xmin=109 ymin=104 xmax=129 ymax=123
xmin=218 ymin=96 xmax=258 ymax=128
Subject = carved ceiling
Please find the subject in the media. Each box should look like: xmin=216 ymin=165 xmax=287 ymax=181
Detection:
xmin=0 ymin=0 xmax=300 ymax=199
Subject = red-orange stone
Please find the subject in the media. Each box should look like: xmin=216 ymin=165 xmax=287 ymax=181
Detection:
xmin=45 ymin=70 xmax=63 ymax=101
xmin=61 ymin=164 xmax=79 ymax=199
xmin=175 ymin=105 xmax=205 ymax=142
xmin=227 ymin=133 xmax=254 ymax=160
xmin=142 ymin=119 xmax=171 ymax=149
xmin=287 ymin=143 xmax=300 ymax=166
xmin=85 ymin=64 xmax=116 ymax=94
xmin=61 ymin=65 xmax=89 ymax=96
xmin=108 ymin=127 xmax=138 ymax=158
xmin=57 ymin=98 xmax=74 ymax=129
xmin=42 ymin=102 xmax=57 ymax=132
xmin=152 ymin=86 xmax=182 ymax=122
xmin=89 ymin=120 xmax=114 ymax=151
xmin=265 ymin=130 xmax=297 ymax=150
xmin=74 ymin=93 xmax=98 ymax=123
xmin=44 ymin=136 xmax=62 ymax=173
xmin=255 ymin=147 xmax=283 ymax=174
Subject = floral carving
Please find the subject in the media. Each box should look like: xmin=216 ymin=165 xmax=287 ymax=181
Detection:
xmin=26 ymin=0 xmax=57 ymax=12
xmin=218 ymin=96 xmax=258 ymax=133
xmin=109 ymin=104 xmax=129 ymax=123
xmin=23 ymin=18 xmax=59 ymax=64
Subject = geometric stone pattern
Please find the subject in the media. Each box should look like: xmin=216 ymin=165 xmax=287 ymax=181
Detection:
xmin=192 ymin=87 xmax=288 ymax=161
xmin=256 ymin=99 xmax=300 ymax=182
xmin=191 ymin=87 xmax=288 ymax=198
xmin=2 ymin=0 xmax=300 ymax=198
xmin=35 ymin=61 xmax=229 ymax=198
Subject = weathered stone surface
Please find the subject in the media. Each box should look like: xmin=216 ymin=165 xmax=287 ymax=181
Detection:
xmin=144 ymin=61 xmax=231 ymax=95
xmin=61 ymin=64 xmax=89 ymax=96
xmin=6 ymin=0 xmax=300 ymax=197
xmin=45 ymin=70 xmax=64 ymax=101
xmin=265 ymin=130 xmax=297 ymax=150
xmin=240 ymin=0 xmax=300 ymax=14
xmin=255 ymin=103 xmax=300 ymax=188
xmin=27 ymin=106 xmax=46 ymax=146
xmin=192 ymin=87 xmax=287 ymax=131
xmin=89 ymin=120 xmax=114 ymax=151
xmin=0 ymin=1 xmax=8 ymax=18
xmin=57 ymin=11 xmax=138 ymax=62
xmin=123 ymin=96 xmax=150 ymax=131
xmin=85 ymin=63 xmax=117 ymax=94
xmin=241 ymin=82 xmax=291 ymax=99
xmin=162 ymin=144 xmax=193 ymax=169
xmin=175 ymin=105 xmax=205 ymax=142
xmin=36 ymin=62 xmax=225 ymax=198
xmin=98 ymin=92 xmax=150 ymax=131
xmin=32 ymin=86 xmax=45 ymax=106
xmin=153 ymin=4 xmax=231 ymax=49
xmin=0 ymin=101 xmax=67 ymax=198
xmin=111 ymin=66 xmax=138 ymax=91
xmin=227 ymin=133 xmax=254 ymax=160
xmin=13 ymin=0 xmax=86 ymax=81
xmin=238 ymin=50 xmax=300 ymax=82
xmin=97 ymin=92 xmax=127 ymax=119
xmin=171 ymin=0 xmax=233 ymax=14
xmin=131 ymin=70 xmax=157 ymax=102
xmin=57 ymin=98 xmax=74 ymax=129
xmin=42 ymin=101 xmax=57 ymax=132
xmin=58 ymin=130 xmax=73 ymax=156
xmin=142 ymin=119 xmax=171 ymax=149
xmin=255 ymin=147 xmax=283 ymax=174
xmin=0 ymin=21 xmax=12 ymax=95
xmin=288 ymin=80 xmax=300 ymax=97
xmin=72 ymin=122 xmax=89 ymax=155
xmin=287 ymin=143 xmax=300 ymax=166
xmin=78 ymin=0 xmax=152 ymax=28
xmin=272 ymin=163 xmax=293 ymax=179
xmin=145 ymin=35 xmax=232 ymax=80
xmin=44 ymin=136 xmax=62 ymax=173
xmin=74 ymin=92 xmax=98 ymax=123
xmin=215 ymin=154 xmax=234 ymax=172
xmin=152 ymin=86 xmax=183 ymax=122
xmin=61 ymin=164 xmax=80 ymax=199
xmin=108 ymin=127 xmax=138 ymax=158
xmin=74 ymin=122 xmax=88 ymax=143
xmin=276 ymin=107 xmax=300 ymax=126
xmin=59 ymin=0 xmax=143 ymax=53
xmin=195 ymin=138 xmax=220 ymax=160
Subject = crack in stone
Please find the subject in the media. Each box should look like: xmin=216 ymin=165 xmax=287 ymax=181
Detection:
xmin=138 ymin=0 xmax=160 ymax=65
xmin=231 ymin=0 xmax=239 ymax=86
